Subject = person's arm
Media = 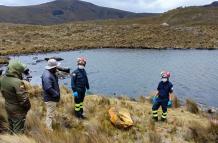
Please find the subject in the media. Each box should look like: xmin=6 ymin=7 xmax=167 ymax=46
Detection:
xmin=15 ymin=81 xmax=31 ymax=112
xmin=169 ymin=85 xmax=174 ymax=100
xmin=71 ymin=72 xmax=77 ymax=92
xmin=43 ymin=75 xmax=59 ymax=98
xmin=85 ymin=71 xmax=90 ymax=90
xmin=156 ymin=82 xmax=161 ymax=96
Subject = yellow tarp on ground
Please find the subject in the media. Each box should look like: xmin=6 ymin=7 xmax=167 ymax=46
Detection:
xmin=108 ymin=107 xmax=133 ymax=129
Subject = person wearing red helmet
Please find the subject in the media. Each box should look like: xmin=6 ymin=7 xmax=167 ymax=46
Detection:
xmin=152 ymin=71 xmax=174 ymax=121
xmin=71 ymin=57 xmax=90 ymax=119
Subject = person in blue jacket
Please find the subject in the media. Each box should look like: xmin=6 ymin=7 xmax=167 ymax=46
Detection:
xmin=152 ymin=71 xmax=173 ymax=121
xmin=42 ymin=59 xmax=61 ymax=131
xmin=71 ymin=57 xmax=90 ymax=119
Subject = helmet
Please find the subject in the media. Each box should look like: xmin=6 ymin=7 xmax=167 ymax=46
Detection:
xmin=161 ymin=71 xmax=170 ymax=78
xmin=77 ymin=57 xmax=87 ymax=65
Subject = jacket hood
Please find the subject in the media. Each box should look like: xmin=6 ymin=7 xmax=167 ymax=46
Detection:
xmin=7 ymin=60 xmax=27 ymax=78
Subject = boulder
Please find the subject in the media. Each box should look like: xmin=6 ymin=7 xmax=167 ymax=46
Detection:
xmin=161 ymin=22 xmax=170 ymax=27
xmin=108 ymin=107 xmax=133 ymax=129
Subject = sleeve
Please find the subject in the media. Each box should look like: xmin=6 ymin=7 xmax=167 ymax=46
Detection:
xmin=169 ymin=83 xmax=174 ymax=93
xmin=42 ymin=75 xmax=59 ymax=97
xmin=86 ymin=73 xmax=90 ymax=90
xmin=157 ymin=82 xmax=161 ymax=91
xmin=15 ymin=81 xmax=31 ymax=112
xmin=71 ymin=72 xmax=77 ymax=91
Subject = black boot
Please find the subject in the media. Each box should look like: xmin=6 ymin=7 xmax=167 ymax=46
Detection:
xmin=75 ymin=111 xmax=81 ymax=118
xmin=152 ymin=116 xmax=158 ymax=122
xmin=161 ymin=117 xmax=167 ymax=122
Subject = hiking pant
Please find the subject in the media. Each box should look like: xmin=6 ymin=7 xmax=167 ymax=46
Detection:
xmin=8 ymin=115 xmax=26 ymax=134
xmin=45 ymin=101 xmax=57 ymax=131
xmin=74 ymin=90 xmax=86 ymax=117
xmin=152 ymin=98 xmax=168 ymax=119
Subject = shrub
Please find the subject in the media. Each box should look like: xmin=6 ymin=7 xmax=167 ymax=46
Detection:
xmin=186 ymin=99 xmax=199 ymax=114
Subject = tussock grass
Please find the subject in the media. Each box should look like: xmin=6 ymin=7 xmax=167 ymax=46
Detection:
xmin=186 ymin=99 xmax=199 ymax=114
xmin=0 ymin=86 xmax=216 ymax=143
xmin=0 ymin=21 xmax=218 ymax=58
xmin=186 ymin=120 xmax=218 ymax=143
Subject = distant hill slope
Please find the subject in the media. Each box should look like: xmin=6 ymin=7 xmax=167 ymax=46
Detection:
xmin=0 ymin=0 xmax=155 ymax=25
xmin=203 ymin=1 xmax=218 ymax=7
xmin=159 ymin=1 xmax=218 ymax=25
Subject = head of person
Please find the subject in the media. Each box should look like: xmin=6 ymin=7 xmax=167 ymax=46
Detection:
xmin=161 ymin=71 xmax=170 ymax=83
xmin=45 ymin=59 xmax=61 ymax=73
xmin=77 ymin=57 xmax=87 ymax=69
xmin=7 ymin=59 xmax=27 ymax=80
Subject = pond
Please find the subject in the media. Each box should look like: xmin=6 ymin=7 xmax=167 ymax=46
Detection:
xmin=9 ymin=48 xmax=218 ymax=108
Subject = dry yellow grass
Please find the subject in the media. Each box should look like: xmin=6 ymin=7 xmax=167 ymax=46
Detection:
xmin=0 ymin=85 xmax=217 ymax=143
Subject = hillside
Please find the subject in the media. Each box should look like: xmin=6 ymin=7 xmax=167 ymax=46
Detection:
xmin=0 ymin=1 xmax=218 ymax=64
xmin=0 ymin=85 xmax=217 ymax=143
xmin=0 ymin=0 xmax=154 ymax=25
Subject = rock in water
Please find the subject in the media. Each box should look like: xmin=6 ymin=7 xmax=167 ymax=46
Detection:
xmin=44 ymin=57 xmax=64 ymax=61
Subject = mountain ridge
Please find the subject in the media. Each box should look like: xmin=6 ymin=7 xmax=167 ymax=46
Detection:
xmin=0 ymin=0 xmax=155 ymax=25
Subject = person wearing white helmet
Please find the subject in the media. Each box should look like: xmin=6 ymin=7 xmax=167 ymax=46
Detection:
xmin=42 ymin=59 xmax=61 ymax=131
xmin=71 ymin=57 xmax=90 ymax=119
xmin=152 ymin=71 xmax=174 ymax=121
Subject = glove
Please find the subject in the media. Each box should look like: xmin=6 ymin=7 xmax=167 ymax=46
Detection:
xmin=168 ymin=100 xmax=172 ymax=107
xmin=72 ymin=92 xmax=78 ymax=97
xmin=152 ymin=96 xmax=158 ymax=104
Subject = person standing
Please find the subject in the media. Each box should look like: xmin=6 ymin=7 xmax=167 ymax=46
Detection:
xmin=71 ymin=57 xmax=90 ymax=119
xmin=42 ymin=59 xmax=61 ymax=131
xmin=152 ymin=71 xmax=173 ymax=121
xmin=0 ymin=60 xmax=31 ymax=134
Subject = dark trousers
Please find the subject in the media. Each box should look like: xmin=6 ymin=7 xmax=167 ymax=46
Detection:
xmin=152 ymin=98 xmax=168 ymax=119
xmin=8 ymin=115 xmax=26 ymax=134
xmin=74 ymin=90 xmax=85 ymax=117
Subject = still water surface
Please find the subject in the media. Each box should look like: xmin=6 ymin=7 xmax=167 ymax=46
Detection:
xmin=11 ymin=49 xmax=218 ymax=107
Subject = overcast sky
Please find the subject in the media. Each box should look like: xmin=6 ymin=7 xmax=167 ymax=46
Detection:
xmin=0 ymin=0 xmax=215 ymax=13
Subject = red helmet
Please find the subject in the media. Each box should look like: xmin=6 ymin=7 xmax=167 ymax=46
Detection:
xmin=77 ymin=57 xmax=87 ymax=65
xmin=161 ymin=71 xmax=171 ymax=78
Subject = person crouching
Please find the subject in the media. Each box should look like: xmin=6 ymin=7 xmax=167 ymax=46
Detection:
xmin=71 ymin=57 xmax=90 ymax=119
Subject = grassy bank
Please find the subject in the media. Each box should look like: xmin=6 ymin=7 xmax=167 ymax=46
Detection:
xmin=0 ymin=18 xmax=218 ymax=58
xmin=0 ymin=85 xmax=217 ymax=143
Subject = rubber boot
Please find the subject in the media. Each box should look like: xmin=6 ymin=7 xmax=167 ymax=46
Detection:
xmin=75 ymin=111 xmax=81 ymax=118
xmin=152 ymin=116 xmax=158 ymax=122
xmin=161 ymin=117 xmax=167 ymax=122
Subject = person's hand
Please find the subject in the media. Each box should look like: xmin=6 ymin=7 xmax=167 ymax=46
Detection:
xmin=152 ymin=96 xmax=158 ymax=104
xmin=72 ymin=92 xmax=78 ymax=97
xmin=168 ymin=100 xmax=172 ymax=107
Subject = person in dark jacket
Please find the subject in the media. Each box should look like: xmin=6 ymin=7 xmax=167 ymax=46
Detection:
xmin=152 ymin=71 xmax=173 ymax=122
xmin=42 ymin=59 xmax=61 ymax=131
xmin=0 ymin=60 xmax=31 ymax=134
xmin=71 ymin=57 xmax=89 ymax=119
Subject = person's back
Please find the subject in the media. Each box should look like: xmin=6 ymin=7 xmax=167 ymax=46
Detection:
xmin=42 ymin=69 xmax=60 ymax=102
xmin=1 ymin=75 xmax=29 ymax=116
xmin=0 ymin=60 xmax=31 ymax=134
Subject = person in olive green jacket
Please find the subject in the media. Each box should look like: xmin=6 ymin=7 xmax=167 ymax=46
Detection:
xmin=0 ymin=60 xmax=31 ymax=134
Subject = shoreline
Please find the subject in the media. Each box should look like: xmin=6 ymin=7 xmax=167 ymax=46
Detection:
xmin=1 ymin=46 xmax=218 ymax=64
